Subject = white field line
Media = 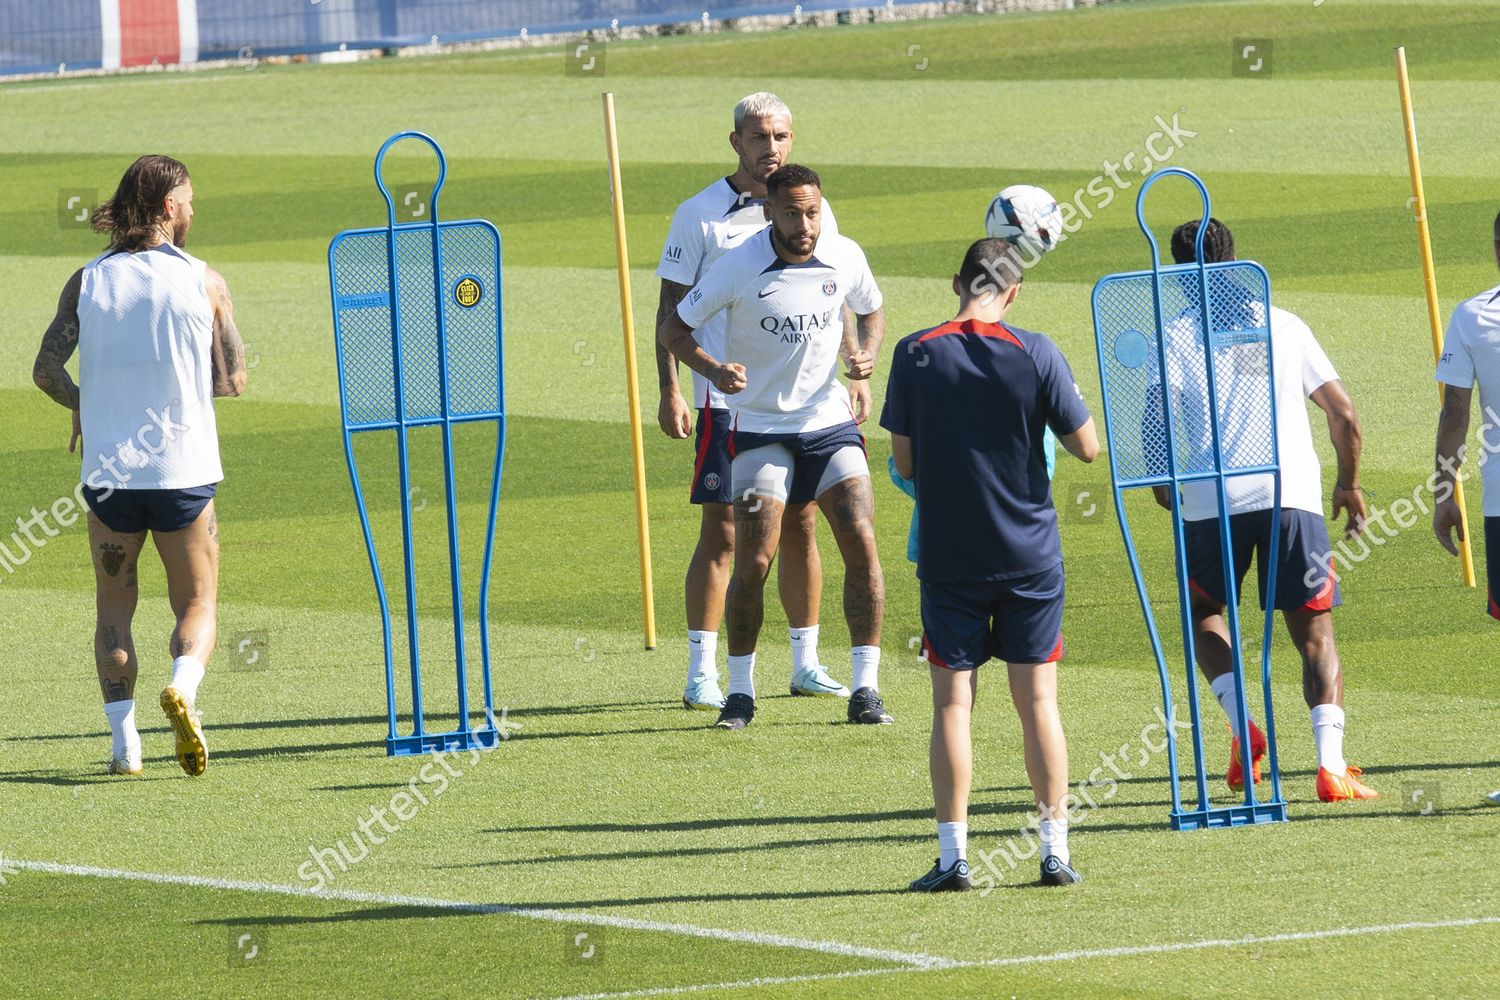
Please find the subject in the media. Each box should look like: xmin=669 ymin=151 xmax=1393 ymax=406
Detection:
xmin=7 ymin=859 xmax=952 ymax=970
xmin=549 ymin=914 xmax=1500 ymax=1000
xmin=976 ymin=915 xmax=1500 ymax=968
xmin=551 ymin=968 xmax=905 ymax=1000
xmin=2 ymin=72 xmax=251 ymax=94
xmin=14 ymin=858 xmax=1500 ymax=997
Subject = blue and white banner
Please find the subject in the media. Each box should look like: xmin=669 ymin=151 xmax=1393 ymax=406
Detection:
xmin=2 ymin=0 xmax=897 ymax=76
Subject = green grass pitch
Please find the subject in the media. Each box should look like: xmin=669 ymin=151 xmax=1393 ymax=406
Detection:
xmin=2 ymin=0 xmax=1499 ymax=995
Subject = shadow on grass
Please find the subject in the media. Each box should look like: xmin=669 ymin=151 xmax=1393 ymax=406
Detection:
xmin=193 ymin=886 xmax=909 ymax=927
xmin=311 ymin=781 xmax=420 ymax=792
xmin=206 ymin=740 xmax=375 ymax=761
xmin=195 ymin=904 xmax=480 ymax=927
xmin=0 ymin=742 xmax=374 ymax=778
xmin=2 ymin=704 xmax=840 ymax=777
xmin=443 ymin=833 xmax=928 ymax=869
xmin=0 ymin=771 xmax=178 ymax=788
xmin=12 ymin=700 xmax=674 ymax=743
xmin=508 ymin=886 xmax=912 ymax=909
xmin=458 ymin=801 xmax=1109 ymax=868
xmin=485 ymin=798 xmax=1054 ymax=838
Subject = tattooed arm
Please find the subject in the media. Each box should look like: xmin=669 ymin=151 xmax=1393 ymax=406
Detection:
xmin=658 ymin=308 xmax=747 ymax=395
xmin=854 ymin=307 xmax=886 ymax=364
xmin=32 ymin=269 xmax=85 ymax=411
xmin=205 ymin=267 xmax=247 ymax=398
xmin=655 ymin=279 xmax=693 ymax=438
xmin=841 ymin=307 xmax=884 ymax=382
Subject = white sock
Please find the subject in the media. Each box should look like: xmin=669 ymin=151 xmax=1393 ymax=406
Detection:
xmin=1209 ymin=672 xmax=1254 ymax=738
xmin=789 ymin=624 xmax=820 ymax=675
xmin=1310 ymin=703 xmax=1347 ymax=774
xmin=169 ymin=655 xmax=205 ymax=702
xmin=727 ymin=653 xmax=756 ymax=699
xmin=104 ymin=698 xmax=139 ymax=759
xmin=937 ymin=821 xmax=967 ymax=868
xmin=686 ymin=630 xmax=718 ymax=685
xmin=1039 ymin=817 xmax=1070 ymax=865
xmin=850 ymin=645 xmax=881 ymax=693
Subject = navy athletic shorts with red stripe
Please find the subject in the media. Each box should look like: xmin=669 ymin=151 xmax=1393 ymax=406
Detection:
xmin=690 ymin=406 xmax=733 ymax=505
xmin=920 ymin=562 xmax=1066 ymax=669
xmin=1485 ymin=517 xmax=1500 ymax=621
xmin=1183 ymin=508 xmax=1340 ymax=612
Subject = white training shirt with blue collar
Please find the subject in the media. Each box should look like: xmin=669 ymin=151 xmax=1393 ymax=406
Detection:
xmin=657 ymin=177 xmax=837 ymax=410
xmin=1435 ymin=281 xmax=1500 ymax=516
xmin=676 ymin=226 xmax=882 ymax=436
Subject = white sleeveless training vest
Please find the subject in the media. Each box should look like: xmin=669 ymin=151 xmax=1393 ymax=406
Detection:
xmin=77 ymin=243 xmax=223 ymax=491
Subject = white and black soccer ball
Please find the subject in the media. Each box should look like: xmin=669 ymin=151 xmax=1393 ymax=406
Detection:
xmin=984 ymin=184 xmax=1063 ymax=256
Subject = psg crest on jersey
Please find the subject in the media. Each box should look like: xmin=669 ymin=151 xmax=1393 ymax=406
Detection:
xmin=822 ymin=279 xmax=837 ymax=296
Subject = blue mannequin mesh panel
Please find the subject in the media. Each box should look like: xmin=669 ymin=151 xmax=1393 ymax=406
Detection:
xmin=331 ymin=221 xmax=500 ymax=427
xmin=1094 ymin=261 xmax=1273 ymax=485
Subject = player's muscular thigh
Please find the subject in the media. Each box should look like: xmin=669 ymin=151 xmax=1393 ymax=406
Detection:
xmin=819 ymin=477 xmax=876 ymax=542
xmin=733 ymin=494 xmax=784 ymax=575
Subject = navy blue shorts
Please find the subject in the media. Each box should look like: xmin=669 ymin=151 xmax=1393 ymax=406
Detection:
xmin=1184 ymin=508 xmax=1339 ymax=613
xmin=1485 ymin=517 xmax=1500 ymax=621
xmin=690 ymin=407 xmax=733 ymax=505
xmin=82 ymin=484 xmax=217 ymax=534
xmin=728 ymin=420 xmax=868 ymax=505
xmin=920 ymin=562 xmax=1066 ymax=669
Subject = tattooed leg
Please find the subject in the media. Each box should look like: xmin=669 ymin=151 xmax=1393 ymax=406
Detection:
xmin=726 ymin=492 xmax=785 ymax=657
xmin=88 ymin=513 xmax=145 ymax=703
xmin=816 ymin=475 xmax=884 ymax=647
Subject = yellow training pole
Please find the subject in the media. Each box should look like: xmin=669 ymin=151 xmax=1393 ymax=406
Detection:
xmin=602 ymin=92 xmax=659 ymax=647
xmin=1395 ymin=46 xmax=1476 ymax=587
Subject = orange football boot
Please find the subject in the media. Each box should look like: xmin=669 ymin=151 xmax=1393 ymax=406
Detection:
xmin=1317 ymin=764 xmax=1379 ymax=801
xmin=1226 ymin=719 xmax=1268 ymax=792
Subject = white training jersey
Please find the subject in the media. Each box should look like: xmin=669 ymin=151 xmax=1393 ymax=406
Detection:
xmin=77 ymin=243 xmax=223 ymax=491
xmin=657 ymin=177 xmax=837 ymax=410
xmin=1157 ymin=303 xmax=1338 ymax=520
xmin=676 ymin=227 xmax=882 ymax=435
xmin=1435 ymin=281 xmax=1500 ymax=516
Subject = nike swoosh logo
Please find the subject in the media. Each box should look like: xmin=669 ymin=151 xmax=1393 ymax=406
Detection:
xmin=757 ymin=288 xmax=776 ymax=299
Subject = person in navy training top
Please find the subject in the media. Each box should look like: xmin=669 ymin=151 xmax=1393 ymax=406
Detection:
xmin=881 ymin=238 xmax=1099 ymax=892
